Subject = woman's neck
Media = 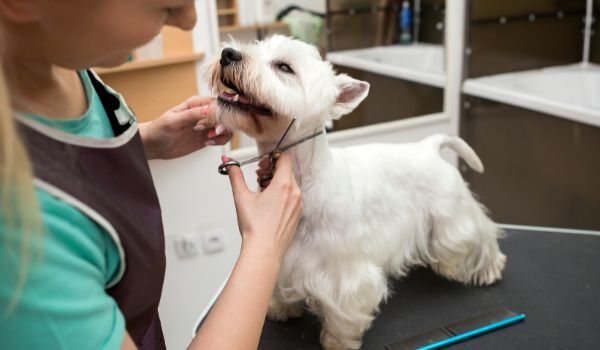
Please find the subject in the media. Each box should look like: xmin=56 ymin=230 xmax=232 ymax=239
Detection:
xmin=3 ymin=27 xmax=86 ymax=119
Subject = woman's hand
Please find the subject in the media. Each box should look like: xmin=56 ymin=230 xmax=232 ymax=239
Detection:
xmin=223 ymin=153 xmax=303 ymax=262
xmin=256 ymin=158 xmax=273 ymax=188
xmin=139 ymin=96 xmax=231 ymax=160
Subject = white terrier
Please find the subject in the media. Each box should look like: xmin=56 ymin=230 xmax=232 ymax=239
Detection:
xmin=206 ymin=35 xmax=506 ymax=350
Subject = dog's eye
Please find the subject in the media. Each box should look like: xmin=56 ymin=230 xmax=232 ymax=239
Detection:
xmin=276 ymin=63 xmax=294 ymax=74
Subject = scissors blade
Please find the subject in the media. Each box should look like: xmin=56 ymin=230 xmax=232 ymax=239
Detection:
xmin=238 ymin=153 xmax=271 ymax=166
xmin=218 ymin=118 xmax=298 ymax=176
xmin=274 ymin=118 xmax=297 ymax=151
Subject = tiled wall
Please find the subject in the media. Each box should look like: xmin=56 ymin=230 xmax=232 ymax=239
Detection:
xmin=467 ymin=0 xmax=587 ymax=77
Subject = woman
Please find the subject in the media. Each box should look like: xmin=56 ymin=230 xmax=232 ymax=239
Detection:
xmin=0 ymin=1 xmax=303 ymax=349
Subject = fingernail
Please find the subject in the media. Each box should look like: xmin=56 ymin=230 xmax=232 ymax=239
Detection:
xmin=200 ymin=105 xmax=209 ymax=116
xmin=215 ymin=124 xmax=225 ymax=136
xmin=194 ymin=124 xmax=205 ymax=131
xmin=221 ymin=155 xmax=230 ymax=162
xmin=207 ymin=130 xmax=217 ymax=138
xmin=205 ymin=140 xmax=216 ymax=146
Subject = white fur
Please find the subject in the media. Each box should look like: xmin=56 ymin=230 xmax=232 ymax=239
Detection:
xmin=207 ymin=35 xmax=506 ymax=350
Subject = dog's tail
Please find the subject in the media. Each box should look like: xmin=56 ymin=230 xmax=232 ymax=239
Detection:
xmin=424 ymin=134 xmax=484 ymax=173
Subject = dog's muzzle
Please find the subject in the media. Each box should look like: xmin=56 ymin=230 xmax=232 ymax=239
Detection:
xmin=220 ymin=47 xmax=242 ymax=67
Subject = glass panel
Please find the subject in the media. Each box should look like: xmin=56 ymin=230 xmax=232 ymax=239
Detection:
xmin=325 ymin=0 xmax=446 ymax=131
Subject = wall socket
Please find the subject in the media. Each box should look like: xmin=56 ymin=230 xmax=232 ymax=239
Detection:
xmin=174 ymin=230 xmax=225 ymax=259
xmin=201 ymin=229 xmax=225 ymax=254
xmin=174 ymin=233 xmax=200 ymax=259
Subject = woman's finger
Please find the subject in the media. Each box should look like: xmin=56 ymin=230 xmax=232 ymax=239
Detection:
xmin=171 ymin=95 xmax=215 ymax=113
xmin=206 ymin=124 xmax=227 ymax=138
xmin=193 ymin=118 xmax=214 ymax=131
xmin=170 ymin=104 xmax=216 ymax=130
xmin=269 ymin=153 xmax=293 ymax=183
xmin=223 ymin=156 xmax=250 ymax=200
xmin=208 ymin=131 xmax=233 ymax=146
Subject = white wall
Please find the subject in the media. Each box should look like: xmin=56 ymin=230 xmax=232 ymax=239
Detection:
xmin=152 ymin=150 xmax=247 ymax=350
xmin=238 ymin=0 xmax=325 ymax=25
xmin=278 ymin=0 xmax=325 ymax=13
xmin=154 ymin=2 xmax=245 ymax=350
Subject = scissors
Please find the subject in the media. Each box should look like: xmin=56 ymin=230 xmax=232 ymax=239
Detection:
xmin=219 ymin=118 xmax=297 ymax=187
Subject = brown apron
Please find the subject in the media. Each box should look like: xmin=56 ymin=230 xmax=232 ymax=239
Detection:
xmin=17 ymin=71 xmax=167 ymax=349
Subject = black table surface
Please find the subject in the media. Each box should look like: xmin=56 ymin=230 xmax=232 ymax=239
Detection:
xmin=258 ymin=228 xmax=600 ymax=349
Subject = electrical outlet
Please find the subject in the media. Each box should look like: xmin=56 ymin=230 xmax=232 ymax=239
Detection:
xmin=174 ymin=234 xmax=199 ymax=259
xmin=202 ymin=229 xmax=225 ymax=254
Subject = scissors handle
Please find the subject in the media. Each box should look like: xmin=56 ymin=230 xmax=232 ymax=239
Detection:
xmin=218 ymin=160 xmax=242 ymax=175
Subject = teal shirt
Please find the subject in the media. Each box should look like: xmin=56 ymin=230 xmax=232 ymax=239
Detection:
xmin=0 ymin=71 xmax=126 ymax=349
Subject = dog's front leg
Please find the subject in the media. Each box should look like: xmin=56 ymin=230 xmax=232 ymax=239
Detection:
xmin=318 ymin=297 xmax=378 ymax=350
xmin=267 ymin=281 xmax=306 ymax=321
xmin=315 ymin=264 xmax=388 ymax=350
xmin=267 ymin=295 xmax=304 ymax=322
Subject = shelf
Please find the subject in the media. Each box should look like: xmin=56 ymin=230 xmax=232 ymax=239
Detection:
xmin=326 ymin=44 xmax=446 ymax=88
xmin=95 ymin=52 xmax=205 ymax=75
xmin=219 ymin=21 xmax=287 ymax=33
xmin=217 ymin=8 xmax=237 ymax=16
xmin=463 ymin=63 xmax=600 ymax=128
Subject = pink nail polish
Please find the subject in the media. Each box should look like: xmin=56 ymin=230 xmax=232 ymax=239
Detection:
xmin=215 ymin=124 xmax=225 ymax=136
xmin=194 ymin=124 xmax=205 ymax=131
xmin=200 ymin=105 xmax=209 ymax=116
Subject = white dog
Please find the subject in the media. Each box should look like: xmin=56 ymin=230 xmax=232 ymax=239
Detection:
xmin=206 ymin=35 xmax=506 ymax=350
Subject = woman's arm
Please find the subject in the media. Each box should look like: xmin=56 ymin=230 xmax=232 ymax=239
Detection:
xmin=120 ymin=332 xmax=137 ymax=350
xmin=189 ymin=154 xmax=303 ymax=350
xmin=120 ymin=250 xmax=280 ymax=350
xmin=188 ymin=244 xmax=281 ymax=349
xmin=120 ymin=155 xmax=301 ymax=350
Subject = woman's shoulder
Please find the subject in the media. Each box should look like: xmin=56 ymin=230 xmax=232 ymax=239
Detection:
xmin=0 ymin=187 xmax=126 ymax=349
xmin=1 ymin=187 xmax=122 ymax=287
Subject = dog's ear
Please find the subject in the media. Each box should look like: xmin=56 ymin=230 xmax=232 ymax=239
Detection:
xmin=331 ymin=74 xmax=370 ymax=119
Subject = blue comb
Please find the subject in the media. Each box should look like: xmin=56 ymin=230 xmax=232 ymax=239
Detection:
xmin=386 ymin=308 xmax=526 ymax=350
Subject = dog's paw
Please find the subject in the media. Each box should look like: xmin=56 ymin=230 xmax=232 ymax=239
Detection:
xmin=267 ymin=301 xmax=304 ymax=322
xmin=320 ymin=330 xmax=361 ymax=350
xmin=474 ymin=252 xmax=506 ymax=286
xmin=432 ymin=251 xmax=506 ymax=286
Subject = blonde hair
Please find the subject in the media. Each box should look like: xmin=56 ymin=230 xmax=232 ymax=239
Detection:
xmin=0 ymin=57 xmax=42 ymax=312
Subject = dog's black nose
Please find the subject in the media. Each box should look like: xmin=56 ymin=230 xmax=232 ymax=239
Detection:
xmin=220 ymin=48 xmax=242 ymax=66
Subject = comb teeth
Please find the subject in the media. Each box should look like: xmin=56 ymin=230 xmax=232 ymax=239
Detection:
xmin=446 ymin=308 xmax=517 ymax=335
xmin=385 ymin=328 xmax=452 ymax=350
xmin=385 ymin=308 xmax=524 ymax=350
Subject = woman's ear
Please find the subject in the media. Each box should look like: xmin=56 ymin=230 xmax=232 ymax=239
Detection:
xmin=0 ymin=0 xmax=40 ymax=22
xmin=330 ymin=74 xmax=370 ymax=119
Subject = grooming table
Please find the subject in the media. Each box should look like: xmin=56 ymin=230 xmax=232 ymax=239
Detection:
xmin=257 ymin=226 xmax=600 ymax=349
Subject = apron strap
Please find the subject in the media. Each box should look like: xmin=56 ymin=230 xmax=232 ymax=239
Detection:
xmin=86 ymin=70 xmax=131 ymax=136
